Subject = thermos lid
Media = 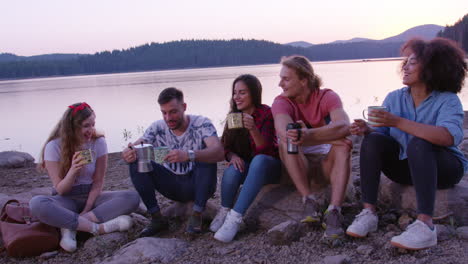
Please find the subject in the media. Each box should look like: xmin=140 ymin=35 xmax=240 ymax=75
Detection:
xmin=287 ymin=123 xmax=301 ymax=130
xmin=134 ymin=143 xmax=153 ymax=149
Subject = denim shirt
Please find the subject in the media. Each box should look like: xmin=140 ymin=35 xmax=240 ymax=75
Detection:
xmin=375 ymin=87 xmax=468 ymax=172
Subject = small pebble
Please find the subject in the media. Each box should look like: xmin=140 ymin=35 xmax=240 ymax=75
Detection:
xmin=39 ymin=251 xmax=58 ymax=259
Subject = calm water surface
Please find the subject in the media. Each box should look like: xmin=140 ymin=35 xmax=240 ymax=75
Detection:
xmin=1 ymin=59 xmax=468 ymax=159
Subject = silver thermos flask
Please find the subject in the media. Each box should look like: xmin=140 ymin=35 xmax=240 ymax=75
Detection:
xmin=134 ymin=143 xmax=155 ymax=173
xmin=286 ymin=123 xmax=301 ymax=154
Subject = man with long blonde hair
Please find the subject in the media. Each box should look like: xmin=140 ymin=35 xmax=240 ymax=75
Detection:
xmin=272 ymin=55 xmax=351 ymax=240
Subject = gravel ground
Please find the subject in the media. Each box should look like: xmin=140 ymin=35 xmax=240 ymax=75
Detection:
xmin=1 ymin=152 xmax=467 ymax=264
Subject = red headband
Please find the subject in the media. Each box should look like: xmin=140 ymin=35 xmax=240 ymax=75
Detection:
xmin=68 ymin=102 xmax=91 ymax=116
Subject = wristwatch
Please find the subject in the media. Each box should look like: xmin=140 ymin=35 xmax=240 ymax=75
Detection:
xmin=188 ymin=150 xmax=196 ymax=162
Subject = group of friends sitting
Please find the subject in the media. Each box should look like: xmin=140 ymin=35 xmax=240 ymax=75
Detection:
xmin=29 ymin=37 xmax=468 ymax=253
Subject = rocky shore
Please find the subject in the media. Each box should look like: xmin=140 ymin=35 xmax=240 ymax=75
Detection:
xmin=1 ymin=133 xmax=468 ymax=263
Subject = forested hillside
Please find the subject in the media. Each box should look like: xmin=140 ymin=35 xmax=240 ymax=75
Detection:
xmin=438 ymin=14 xmax=468 ymax=52
xmin=0 ymin=39 xmax=403 ymax=79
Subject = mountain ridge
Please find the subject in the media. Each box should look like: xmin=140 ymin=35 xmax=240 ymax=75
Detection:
xmin=0 ymin=53 xmax=83 ymax=62
xmin=1 ymin=18 xmax=465 ymax=80
xmin=285 ymin=24 xmax=444 ymax=47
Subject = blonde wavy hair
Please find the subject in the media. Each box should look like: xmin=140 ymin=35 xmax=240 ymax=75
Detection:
xmin=280 ymin=55 xmax=323 ymax=92
xmin=38 ymin=102 xmax=103 ymax=178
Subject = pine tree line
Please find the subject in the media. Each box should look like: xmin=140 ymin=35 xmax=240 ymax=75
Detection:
xmin=438 ymin=14 xmax=468 ymax=53
xmin=0 ymin=39 xmax=404 ymax=79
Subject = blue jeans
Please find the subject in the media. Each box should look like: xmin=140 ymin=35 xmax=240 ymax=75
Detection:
xmin=129 ymin=161 xmax=217 ymax=214
xmin=221 ymin=154 xmax=281 ymax=215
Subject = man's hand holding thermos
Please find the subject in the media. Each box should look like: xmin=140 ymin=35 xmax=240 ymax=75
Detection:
xmin=286 ymin=122 xmax=302 ymax=154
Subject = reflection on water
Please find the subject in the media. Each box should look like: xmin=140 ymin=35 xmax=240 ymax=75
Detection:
xmin=1 ymin=59 xmax=467 ymax=159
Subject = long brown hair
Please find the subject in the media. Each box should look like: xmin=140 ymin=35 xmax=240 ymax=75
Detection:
xmin=221 ymin=74 xmax=262 ymax=161
xmin=38 ymin=102 xmax=102 ymax=178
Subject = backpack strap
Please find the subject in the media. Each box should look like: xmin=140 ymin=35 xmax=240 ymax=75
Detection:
xmin=0 ymin=200 xmax=19 ymax=221
xmin=0 ymin=200 xmax=20 ymax=252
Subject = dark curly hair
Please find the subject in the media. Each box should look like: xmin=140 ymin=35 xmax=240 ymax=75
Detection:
xmin=400 ymin=38 xmax=467 ymax=93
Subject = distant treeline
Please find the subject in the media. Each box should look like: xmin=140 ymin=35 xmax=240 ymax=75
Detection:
xmin=0 ymin=39 xmax=404 ymax=79
xmin=438 ymin=14 xmax=468 ymax=53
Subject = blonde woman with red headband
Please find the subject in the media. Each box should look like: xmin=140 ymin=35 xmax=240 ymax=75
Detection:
xmin=29 ymin=102 xmax=140 ymax=252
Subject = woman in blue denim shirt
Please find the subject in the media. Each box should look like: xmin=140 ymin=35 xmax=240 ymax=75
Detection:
xmin=347 ymin=38 xmax=467 ymax=250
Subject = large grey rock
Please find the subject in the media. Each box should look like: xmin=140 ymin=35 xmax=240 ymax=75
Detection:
xmin=378 ymin=175 xmax=468 ymax=225
xmin=245 ymin=179 xmax=357 ymax=230
xmin=456 ymin=226 xmax=468 ymax=240
xmin=98 ymin=237 xmax=188 ymax=264
xmin=83 ymin=232 xmax=129 ymax=258
xmin=267 ymin=220 xmax=304 ymax=245
xmin=161 ymin=200 xmax=217 ymax=220
xmin=245 ymin=185 xmax=316 ymax=229
xmin=0 ymin=151 xmax=34 ymax=168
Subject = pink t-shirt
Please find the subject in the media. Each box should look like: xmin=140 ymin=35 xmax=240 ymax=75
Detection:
xmin=271 ymin=89 xmax=343 ymax=128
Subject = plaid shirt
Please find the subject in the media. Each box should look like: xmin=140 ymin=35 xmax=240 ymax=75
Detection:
xmin=225 ymin=104 xmax=279 ymax=159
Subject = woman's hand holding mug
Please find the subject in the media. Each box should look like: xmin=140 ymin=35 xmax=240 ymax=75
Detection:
xmin=362 ymin=106 xmax=387 ymax=126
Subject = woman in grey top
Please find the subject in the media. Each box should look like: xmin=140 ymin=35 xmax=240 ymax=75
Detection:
xmin=29 ymin=102 xmax=140 ymax=252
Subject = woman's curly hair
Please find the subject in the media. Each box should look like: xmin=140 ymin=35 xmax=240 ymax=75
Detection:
xmin=401 ymin=37 xmax=467 ymax=93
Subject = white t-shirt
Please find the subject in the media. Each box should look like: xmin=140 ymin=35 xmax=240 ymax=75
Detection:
xmin=141 ymin=115 xmax=218 ymax=175
xmin=44 ymin=137 xmax=108 ymax=186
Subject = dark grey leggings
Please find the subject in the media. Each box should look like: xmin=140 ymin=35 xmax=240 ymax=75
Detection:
xmin=29 ymin=184 xmax=140 ymax=230
xmin=360 ymin=132 xmax=464 ymax=216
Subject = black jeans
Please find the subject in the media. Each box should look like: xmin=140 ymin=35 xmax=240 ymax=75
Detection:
xmin=129 ymin=161 xmax=217 ymax=214
xmin=360 ymin=132 xmax=464 ymax=216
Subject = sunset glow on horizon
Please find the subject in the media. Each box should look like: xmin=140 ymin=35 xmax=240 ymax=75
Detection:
xmin=1 ymin=0 xmax=466 ymax=56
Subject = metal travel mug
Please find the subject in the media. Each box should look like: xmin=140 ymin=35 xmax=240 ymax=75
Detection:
xmin=134 ymin=143 xmax=155 ymax=173
xmin=286 ymin=123 xmax=301 ymax=154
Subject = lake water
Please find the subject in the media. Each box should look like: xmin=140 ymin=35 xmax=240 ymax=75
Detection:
xmin=1 ymin=59 xmax=468 ymax=159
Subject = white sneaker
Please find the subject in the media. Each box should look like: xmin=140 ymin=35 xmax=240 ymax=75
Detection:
xmin=102 ymin=215 xmax=133 ymax=233
xmin=346 ymin=208 xmax=378 ymax=238
xmin=391 ymin=220 xmax=437 ymax=250
xmin=209 ymin=207 xmax=230 ymax=232
xmin=60 ymin=228 xmax=77 ymax=252
xmin=214 ymin=210 xmax=243 ymax=243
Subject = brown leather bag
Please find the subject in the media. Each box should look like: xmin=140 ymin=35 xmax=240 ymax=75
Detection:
xmin=0 ymin=200 xmax=60 ymax=257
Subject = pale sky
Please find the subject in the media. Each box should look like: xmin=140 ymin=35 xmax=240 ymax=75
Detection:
xmin=1 ymin=0 xmax=467 ymax=56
